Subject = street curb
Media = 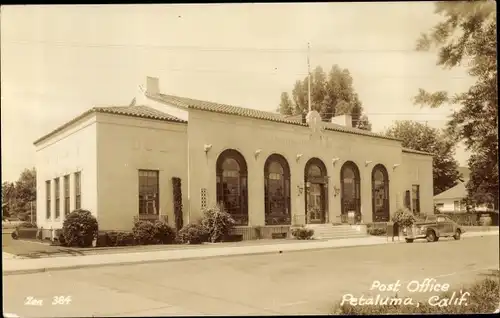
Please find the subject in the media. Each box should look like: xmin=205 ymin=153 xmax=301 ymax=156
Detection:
xmin=3 ymin=232 xmax=497 ymax=276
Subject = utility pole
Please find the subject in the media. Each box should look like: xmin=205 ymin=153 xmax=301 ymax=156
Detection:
xmin=307 ymin=42 xmax=311 ymax=113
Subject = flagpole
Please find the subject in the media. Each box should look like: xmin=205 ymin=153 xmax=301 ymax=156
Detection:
xmin=307 ymin=42 xmax=311 ymax=113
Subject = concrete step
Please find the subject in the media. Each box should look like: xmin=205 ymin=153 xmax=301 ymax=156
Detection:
xmin=305 ymin=224 xmax=369 ymax=240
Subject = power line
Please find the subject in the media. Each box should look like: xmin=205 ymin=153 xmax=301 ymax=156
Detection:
xmin=3 ymin=38 xmax=443 ymax=54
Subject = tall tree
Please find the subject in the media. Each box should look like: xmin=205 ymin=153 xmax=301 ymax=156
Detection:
xmin=385 ymin=121 xmax=461 ymax=195
xmin=278 ymin=92 xmax=293 ymax=115
xmin=2 ymin=168 xmax=37 ymax=220
xmin=413 ymin=1 xmax=498 ymax=209
xmin=282 ymin=64 xmax=372 ymax=130
xmin=2 ymin=182 xmax=15 ymax=217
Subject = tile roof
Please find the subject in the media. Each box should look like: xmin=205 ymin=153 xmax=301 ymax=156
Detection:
xmin=34 ymin=105 xmax=185 ymax=145
xmin=148 ymin=93 xmax=305 ymax=126
xmin=147 ymin=92 xmax=401 ymax=142
xmin=402 ymin=147 xmax=434 ymax=156
xmin=93 ymin=105 xmax=185 ymax=123
xmin=434 ymin=182 xmax=466 ymax=200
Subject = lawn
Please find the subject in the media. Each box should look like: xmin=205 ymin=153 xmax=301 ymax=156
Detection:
xmin=2 ymin=234 xmax=305 ymax=259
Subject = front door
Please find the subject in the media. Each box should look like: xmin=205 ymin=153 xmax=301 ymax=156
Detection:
xmin=307 ymin=183 xmax=325 ymax=223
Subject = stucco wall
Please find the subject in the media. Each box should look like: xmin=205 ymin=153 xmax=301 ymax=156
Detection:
xmin=186 ymin=108 xmax=416 ymax=225
xmin=35 ymin=114 xmax=98 ymax=230
xmin=95 ymin=113 xmax=188 ymax=231
xmin=400 ymin=152 xmax=434 ymax=214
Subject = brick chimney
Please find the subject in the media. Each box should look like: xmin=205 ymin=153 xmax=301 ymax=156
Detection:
xmin=146 ymin=76 xmax=160 ymax=95
xmin=331 ymin=114 xmax=352 ymax=127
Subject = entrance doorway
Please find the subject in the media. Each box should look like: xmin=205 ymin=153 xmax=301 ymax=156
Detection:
xmin=304 ymin=158 xmax=328 ymax=224
xmin=340 ymin=161 xmax=361 ymax=223
xmin=372 ymin=164 xmax=390 ymax=222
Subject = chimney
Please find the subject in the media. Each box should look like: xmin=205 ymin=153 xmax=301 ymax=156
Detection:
xmin=146 ymin=76 xmax=160 ymax=95
xmin=331 ymin=114 xmax=352 ymax=127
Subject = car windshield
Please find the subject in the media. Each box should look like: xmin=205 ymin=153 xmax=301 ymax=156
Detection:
xmin=425 ymin=215 xmax=437 ymax=222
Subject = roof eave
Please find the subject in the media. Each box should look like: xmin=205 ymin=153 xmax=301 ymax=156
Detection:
xmin=33 ymin=109 xmax=97 ymax=146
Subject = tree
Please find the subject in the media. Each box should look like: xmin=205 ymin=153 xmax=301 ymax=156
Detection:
xmin=14 ymin=168 xmax=37 ymax=213
xmin=2 ymin=182 xmax=15 ymax=217
xmin=278 ymin=92 xmax=293 ymax=115
xmin=284 ymin=64 xmax=372 ymax=130
xmin=413 ymin=1 xmax=498 ymax=209
xmin=385 ymin=121 xmax=461 ymax=195
xmin=1 ymin=168 xmax=36 ymax=218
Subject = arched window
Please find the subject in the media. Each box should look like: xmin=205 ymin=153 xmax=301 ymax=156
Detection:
xmin=264 ymin=154 xmax=291 ymax=225
xmin=304 ymin=158 xmax=328 ymax=224
xmin=216 ymin=149 xmax=248 ymax=225
xmin=340 ymin=161 xmax=361 ymax=223
xmin=372 ymin=164 xmax=390 ymax=222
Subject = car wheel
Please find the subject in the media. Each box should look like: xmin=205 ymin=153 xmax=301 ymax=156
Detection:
xmin=405 ymin=238 xmax=414 ymax=243
xmin=453 ymin=230 xmax=461 ymax=240
xmin=426 ymin=230 xmax=437 ymax=242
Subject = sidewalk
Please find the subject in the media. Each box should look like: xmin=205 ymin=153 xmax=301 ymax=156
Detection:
xmin=3 ymin=230 xmax=497 ymax=276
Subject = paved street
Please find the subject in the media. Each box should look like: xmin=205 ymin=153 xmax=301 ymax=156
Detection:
xmin=3 ymin=235 xmax=499 ymax=316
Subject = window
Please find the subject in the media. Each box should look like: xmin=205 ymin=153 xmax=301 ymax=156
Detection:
xmin=54 ymin=178 xmax=60 ymax=219
xmin=46 ymin=181 xmax=51 ymax=219
xmin=64 ymin=175 xmax=70 ymax=215
xmin=412 ymin=185 xmax=420 ymax=215
xmin=437 ymin=216 xmax=446 ymax=222
xmin=74 ymin=172 xmax=81 ymax=210
xmin=139 ymin=170 xmax=159 ymax=215
xmin=454 ymin=200 xmax=460 ymax=212
xmin=435 ymin=203 xmax=444 ymax=211
xmin=216 ymin=149 xmax=248 ymax=226
xmin=264 ymin=154 xmax=291 ymax=225
xmin=372 ymin=164 xmax=390 ymax=222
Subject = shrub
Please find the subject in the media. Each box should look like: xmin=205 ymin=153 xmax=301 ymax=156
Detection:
xmin=391 ymin=208 xmax=416 ymax=228
xmin=177 ymin=223 xmax=208 ymax=244
xmin=11 ymin=231 xmax=18 ymax=240
xmin=368 ymin=227 xmax=387 ymax=236
xmin=201 ymin=204 xmax=235 ymax=243
xmin=105 ymin=231 xmax=135 ymax=246
xmin=132 ymin=220 xmax=159 ymax=245
xmin=291 ymin=226 xmax=314 ymax=240
xmin=172 ymin=177 xmax=183 ymax=231
xmin=131 ymin=220 xmax=176 ymax=245
xmin=19 ymin=222 xmax=37 ymax=228
xmin=153 ymin=221 xmax=176 ymax=244
xmin=58 ymin=232 xmax=66 ymax=246
xmin=331 ymin=271 xmax=500 ymax=314
xmin=62 ymin=209 xmax=99 ymax=247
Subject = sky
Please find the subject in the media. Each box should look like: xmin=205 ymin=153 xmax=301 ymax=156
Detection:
xmin=1 ymin=3 xmax=475 ymax=183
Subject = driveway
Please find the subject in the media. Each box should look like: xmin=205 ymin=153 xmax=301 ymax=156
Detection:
xmin=3 ymin=235 xmax=498 ymax=316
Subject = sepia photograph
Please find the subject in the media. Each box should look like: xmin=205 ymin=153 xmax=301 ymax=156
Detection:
xmin=1 ymin=1 xmax=498 ymax=316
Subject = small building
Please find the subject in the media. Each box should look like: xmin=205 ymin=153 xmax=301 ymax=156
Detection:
xmin=34 ymin=77 xmax=434 ymax=239
xmin=434 ymin=180 xmax=495 ymax=213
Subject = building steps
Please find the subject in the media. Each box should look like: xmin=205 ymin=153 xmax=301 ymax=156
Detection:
xmin=305 ymin=224 xmax=369 ymax=240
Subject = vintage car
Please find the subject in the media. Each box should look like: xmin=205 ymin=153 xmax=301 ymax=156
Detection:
xmin=402 ymin=214 xmax=464 ymax=243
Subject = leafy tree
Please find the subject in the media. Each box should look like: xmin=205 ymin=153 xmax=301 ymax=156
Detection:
xmin=385 ymin=121 xmax=461 ymax=195
xmin=1 ymin=168 xmax=36 ymax=218
xmin=283 ymin=65 xmax=372 ymax=130
xmin=413 ymin=1 xmax=498 ymax=209
xmin=2 ymin=182 xmax=15 ymax=217
xmin=14 ymin=168 xmax=37 ymax=213
xmin=278 ymin=92 xmax=293 ymax=115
